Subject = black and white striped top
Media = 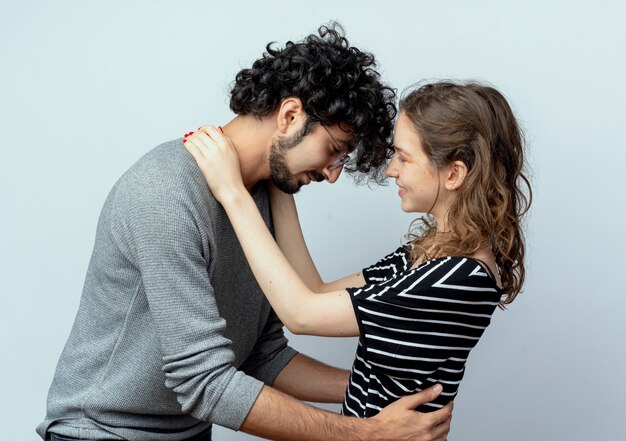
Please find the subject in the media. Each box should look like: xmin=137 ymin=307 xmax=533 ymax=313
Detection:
xmin=343 ymin=245 xmax=502 ymax=417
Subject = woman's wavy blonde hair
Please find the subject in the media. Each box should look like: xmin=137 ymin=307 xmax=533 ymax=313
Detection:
xmin=400 ymin=81 xmax=532 ymax=304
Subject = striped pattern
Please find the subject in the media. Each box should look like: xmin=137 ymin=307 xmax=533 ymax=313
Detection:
xmin=343 ymin=246 xmax=502 ymax=417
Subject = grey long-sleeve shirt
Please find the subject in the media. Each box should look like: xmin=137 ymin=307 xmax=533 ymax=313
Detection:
xmin=37 ymin=139 xmax=298 ymax=440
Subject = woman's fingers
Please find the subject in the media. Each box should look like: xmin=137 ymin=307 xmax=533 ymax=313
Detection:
xmin=197 ymin=125 xmax=232 ymax=149
xmin=183 ymin=139 xmax=205 ymax=166
xmin=183 ymin=136 xmax=207 ymax=161
xmin=197 ymin=124 xmax=216 ymax=136
xmin=184 ymin=133 xmax=215 ymax=161
xmin=197 ymin=125 xmax=223 ymax=145
xmin=184 ymin=128 xmax=240 ymax=173
xmin=183 ymin=137 xmax=208 ymax=164
xmin=194 ymin=131 xmax=218 ymax=152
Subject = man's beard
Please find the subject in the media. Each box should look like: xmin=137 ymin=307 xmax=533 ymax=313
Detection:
xmin=269 ymin=119 xmax=325 ymax=194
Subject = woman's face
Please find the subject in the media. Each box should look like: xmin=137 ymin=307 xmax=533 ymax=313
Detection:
xmin=386 ymin=112 xmax=448 ymax=216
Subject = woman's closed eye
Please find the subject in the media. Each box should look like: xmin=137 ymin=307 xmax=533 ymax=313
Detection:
xmin=392 ymin=149 xmax=406 ymax=163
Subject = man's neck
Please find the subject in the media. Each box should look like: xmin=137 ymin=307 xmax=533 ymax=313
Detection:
xmin=220 ymin=115 xmax=274 ymax=192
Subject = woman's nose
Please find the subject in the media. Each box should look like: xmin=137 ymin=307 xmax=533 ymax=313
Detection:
xmin=386 ymin=162 xmax=396 ymax=178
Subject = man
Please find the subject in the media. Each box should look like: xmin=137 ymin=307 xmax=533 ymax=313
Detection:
xmin=38 ymin=24 xmax=452 ymax=441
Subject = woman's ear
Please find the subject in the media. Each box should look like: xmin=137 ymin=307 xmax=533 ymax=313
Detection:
xmin=445 ymin=160 xmax=468 ymax=191
xmin=276 ymin=97 xmax=305 ymax=134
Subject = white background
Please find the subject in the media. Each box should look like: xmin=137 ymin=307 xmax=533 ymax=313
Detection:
xmin=1 ymin=1 xmax=625 ymax=440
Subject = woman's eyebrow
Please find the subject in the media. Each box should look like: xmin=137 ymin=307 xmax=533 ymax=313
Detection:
xmin=393 ymin=144 xmax=412 ymax=156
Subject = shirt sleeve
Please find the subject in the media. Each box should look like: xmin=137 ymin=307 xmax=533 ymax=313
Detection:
xmin=112 ymin=170 xmax=264 ymax=430
xmin=240 ymin=308 xmax=299 ymax=385
xmin=361 ymin=245 xmax=411 ymax=284
xmin=347 ymin=257 xmax=502 ymax=411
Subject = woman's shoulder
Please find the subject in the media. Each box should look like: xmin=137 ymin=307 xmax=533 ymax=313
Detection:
xmin=405 ymin=255 xmax=503 ymax=295
xmin=352 ymin=255 xmax=502 ymax=314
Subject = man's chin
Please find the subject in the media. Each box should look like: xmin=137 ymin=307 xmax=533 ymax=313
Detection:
xmin=271 ymin=178 xmax=303 ymax=195
xmin=283 ymin=186 xmax=302 ymax=195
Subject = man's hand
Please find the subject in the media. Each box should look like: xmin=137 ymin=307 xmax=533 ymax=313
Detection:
xmin=369 ymin=384 xmax=453 ymax=441
xmin=242 ymin=383 xmax=451 ymax=441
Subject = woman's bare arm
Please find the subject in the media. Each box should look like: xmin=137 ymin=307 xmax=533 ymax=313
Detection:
xmin=270 ymin=185 xmax=366 ymax=293
xmin=184 ymin=127 xmax=358 ymax=336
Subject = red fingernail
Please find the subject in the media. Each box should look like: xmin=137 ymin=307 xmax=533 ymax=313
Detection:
xmin=218 ymin=126 xmax=224 ymax=133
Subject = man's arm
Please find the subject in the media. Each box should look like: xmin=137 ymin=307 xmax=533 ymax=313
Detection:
xmin=121 ymin=171 xmax=266 ymax=429
xmin=240 ymin=308 xmax=299 ymax=387
xmin=242 ymin=346 xmax=452 ymax=440
xmin=241 ymin=384 xmax=452 ymax=441
xmin=272 ymin=353 xmax=349 ymax=403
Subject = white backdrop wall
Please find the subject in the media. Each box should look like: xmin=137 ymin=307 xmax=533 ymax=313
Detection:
xmin=1 ymin=1 xmax=625 ymax=440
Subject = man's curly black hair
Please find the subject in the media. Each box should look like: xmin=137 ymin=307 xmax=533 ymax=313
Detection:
xmin=230 ymin=22 xmax=396 ymax=184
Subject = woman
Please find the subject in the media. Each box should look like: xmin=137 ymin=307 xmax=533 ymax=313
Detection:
xmin=184 ymin=81 xmax=531 ymax=417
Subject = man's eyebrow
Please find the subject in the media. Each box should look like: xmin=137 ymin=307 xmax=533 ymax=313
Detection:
xmin=325 ymin=125 xmax=355 ymax=153
xmin=339 ymin=139 xmax=356 ymax=152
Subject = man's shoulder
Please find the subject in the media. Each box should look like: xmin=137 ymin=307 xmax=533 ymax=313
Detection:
xmin=116 ymin=139 xmax=206 ymax=194
xmin=127 ymin=138 xmax=194 ymax=180
xmin=105 ymin=138 xmax=215 ymax=217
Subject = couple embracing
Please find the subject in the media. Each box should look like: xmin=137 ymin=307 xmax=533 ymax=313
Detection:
xmin=39 ymin=22 xmax=530 ymax=441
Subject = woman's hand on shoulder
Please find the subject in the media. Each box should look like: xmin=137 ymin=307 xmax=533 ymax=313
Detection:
xmin=184 ymin=125 xmax=245 ymax=203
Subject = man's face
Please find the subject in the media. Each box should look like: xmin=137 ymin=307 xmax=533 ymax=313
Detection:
xmin=269 ymin=119 xmax=355 ymax=194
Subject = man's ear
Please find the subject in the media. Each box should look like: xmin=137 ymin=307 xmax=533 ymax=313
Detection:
xmin=276 ymin=97 xmax=305 ymax=134
xmin=445 ymin=160 xmax=468 ymax=191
